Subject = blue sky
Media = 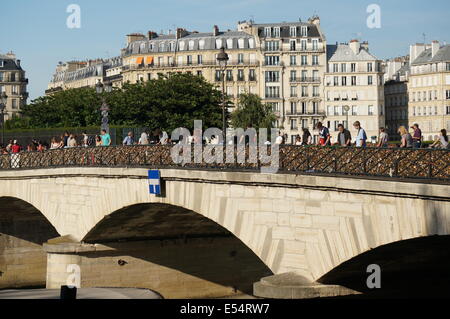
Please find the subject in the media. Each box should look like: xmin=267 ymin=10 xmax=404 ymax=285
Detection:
xmin=1 ymin=0 xmax=449 ymax=100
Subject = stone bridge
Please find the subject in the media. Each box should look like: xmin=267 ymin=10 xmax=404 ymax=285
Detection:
xmin=1 ymin=165 xmax=449 ymax=298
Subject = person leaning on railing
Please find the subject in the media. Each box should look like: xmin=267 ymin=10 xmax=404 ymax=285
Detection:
xmin=398 ymin=126 xmax=413 ymax=148
xmin=333 ymin=124 xmax=352 ymax=147
xmin=429 ymin=129 xmax=449 ymax=149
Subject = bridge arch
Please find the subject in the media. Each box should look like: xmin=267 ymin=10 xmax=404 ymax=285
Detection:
xmin=64 ymin=202 xmax=273 ymax=298
xmin=0 ymin=196 xmax=60 ymax=288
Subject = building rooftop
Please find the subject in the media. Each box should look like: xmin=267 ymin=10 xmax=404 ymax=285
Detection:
xmin=0 ymin=54 xmax=23 ymax=71
xmin=327 ymin=43 xmax=378 ymax=62
xmin=411 ymin=44 xmax=450 ymax=65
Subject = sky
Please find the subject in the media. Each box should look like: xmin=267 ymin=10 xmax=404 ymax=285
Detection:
xmin=1 ymin=0 xmax=450 ymax=101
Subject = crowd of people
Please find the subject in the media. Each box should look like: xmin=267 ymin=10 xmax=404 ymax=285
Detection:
xmin=280 ymin=121 xmax=449 ymax=149
xmin=1 ymin=123 xmax=449 ymax=155
xmin=0 ymin=129 xmax=171 ymax=155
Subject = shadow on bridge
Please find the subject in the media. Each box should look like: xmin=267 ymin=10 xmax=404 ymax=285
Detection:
xmin=0 ymin=197 xmax=60 ymax=289
xmin=318 ymin=235 xmax=450 ymax=298
xmin=79 ymin=203 xmax=273 ymax=298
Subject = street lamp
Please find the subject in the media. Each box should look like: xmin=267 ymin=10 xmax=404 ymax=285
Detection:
xmin=0 ymin=92 xmax=8 ymax=145
xmin=217 ymin=47 xmax=229 ymax=142
xmin=343 ymin=105 xmax=350 ymax=129
xmin=96 ymin=80 xmax=112 ymax=134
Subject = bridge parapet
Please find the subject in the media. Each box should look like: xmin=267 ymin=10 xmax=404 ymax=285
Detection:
xmin=1 ymin=145 xmax=449 ymax=182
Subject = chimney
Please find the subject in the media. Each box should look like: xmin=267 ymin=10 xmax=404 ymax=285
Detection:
xmin=431 ymin=40 xmax=440 ymax=57
xmin=147 ymin=31 xmax=158 ymax=40
xmin=16 ymin=59 xmax=21 ymax=68
xmin=126 ymin=33 xmax=146 ymax=44
xmin=176 ymin=28 xmax=188 ymax=39
xmin=213 ymin=25 xmax=220 ymax=36
xmin=409 ymin=43 xmax=426 ymax=65
xmin=361 ymin=41 xmax=369 ymax=51
xmin=349 ymin=39 xmax=360 ymax=54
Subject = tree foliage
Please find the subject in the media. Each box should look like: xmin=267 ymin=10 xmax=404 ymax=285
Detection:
xmin=230 ymin=93 xmax=277 ymax=131
xmin=7 ymin=73 xmax=224 ymax=131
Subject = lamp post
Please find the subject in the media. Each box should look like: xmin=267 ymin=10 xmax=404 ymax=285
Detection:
xmin=96 ymin=80 xmax=112 ymax=134
xmin=217 ymin=47 xmax=229 ymax=142
xmin=0 ymin=92 xmax=8 ymax=146
xmin=343 ymin=105 xmax=350 ymax=129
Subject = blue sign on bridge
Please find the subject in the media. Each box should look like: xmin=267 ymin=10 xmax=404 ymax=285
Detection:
xmin=148 ymin=170 xmax=161 ymax=195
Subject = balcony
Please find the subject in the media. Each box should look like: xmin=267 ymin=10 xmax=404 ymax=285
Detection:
xmin=286 ymin=110 xmax=326 ymax=117
xmin=123 ymin=60 xmax=259 ymax=71
xmin=0 ymin=77 xmax=28 ymax=84
xmin=290 ymin=77 xmax=321 ymax=83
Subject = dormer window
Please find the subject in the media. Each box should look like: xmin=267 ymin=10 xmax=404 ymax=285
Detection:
xmin=199 ymin=39 xmax=205 ymax=50
xmin=264 ymin=27 xmax=271 ymax=38
xmin=289 ymin=26 xmax=297 ymax=37
xmin=273 ymin=27 xmax=280 ymax=38
xmin=0 ymin=60 xmax=4 ymax=67
xmin=301 ymin=26 xmax=308 ymax=37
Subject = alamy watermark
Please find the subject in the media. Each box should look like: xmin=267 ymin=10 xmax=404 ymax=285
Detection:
xmin=366 ymin=4 xmax=381 ymax=29
xmin=170 ymin=120 xmax=280 ymax=174
xmin=66 ymin=4 xmax=81 ymax=29
xmin=366 ymin=264 xmax=381 ymax=289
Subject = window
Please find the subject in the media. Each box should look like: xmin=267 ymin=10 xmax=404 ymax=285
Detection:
xmin=290 ymin=86 xmax=297 ymax=97
xmin=273 ymin=27 xmax=280 ymax=38
xmin=333 ymin=76 xmax=339 ymax=86
xmin=12 ymin=85 xmax=18 ymax=95
xmin=186 ymin=55 xmax=192 ymax=65
xmin=333 ymin=64 xmax=338 ymax=72
xmin=237 ymin=69 xmax=244 ymax=81
xmin=0 ymin=72 xmax=3 ymax=81
xmin=290 ymin=119 xmax=297 ymax=130
xmin=334 ymin=106 xmax=340 ymax=116
xmin=302 ymin=119 xmax=308 ymax=128
xmin=226 ymin=39 xmax=233 ymax=49
xmin=264 ymin=27 xmax=272 ymax=37
xmin=10 ymin=73 xmax=16 ymax=82
xmin=12 ymin=99 xmax=17 ymax=109
xmin=265 ymin=41 xmax=279 ymax=51
xmin=351 ymin=63 xmax=356 ymax=72
xmin=249 ymin=69 xmax=256 ymax=81
xmin=351 ymin=76 xmax=356 ymax=86
xmin=188 ymin=41 xmax=195 ymax=50
xmin=368 ymin=76 xmax=373 ymax=85
xmin=352 ymin=105 xmax=358 ymax=116
xmin=0 ymin=60 xmax=3 ymax=68
xmin=367 ymin=63 xmax=373 ymax=72
xmin=301 ymin=102 xmax=307 ymax=114
xmin=301 ymin=70 xmax=307 ymax=81
xmin=226 ymin=70 xmax=233 ymax=81
xmin=197 ymin=55 xmax=203 ymax=65
xmin=290 ymin=55 xmax=297 ymax=66
xmin=312 ymin=101 xmax=318 ymax=113
xmin=301 ymin=55 xmax=308 ymax=65
xmin=226 ymin=86 xmax=233 ymax=97
xmin=446 ymin=90 xmax=450 ymax=100
xmin=446 ymin=106 xmax=450 ymax=115
xmin=312 ymin=39 xmax=318 ymax=50
xmin=341 ymin=63 xmax=346 ymax=72
xmin=290 ymin=26 xmax=297 ymax=37
xmin=264 ymin=55 xmax=280 ymax=66
xmin=265 ymin=71 xmax=279 ymax=82
xmin=301 ymin=26 xmax=308 ymax=37
xmin=290 ymin=102 xmax=297 ymax=114
xmin=312 ymin=70 xmax=319 ymax=81
xmin=290 ymin=40 xmax=296 ymax=51
xmin=341 ymin=76 xmax=347 ymax=86
xmin=265 ymin=86 xmax=280 ymax=98
xmin=290 ymin=70 xmax=297 ymax=81
xmin=300 ymin=40 xmax=307 ymax=50
xmin=312 ymin=55 xmax=319 ymax=65
xmin=238 ymin=53 xmax=244 ymax=64
xmin=215 ymin=70 xmax=222 ymax=81
xmin=301 ymin=86 xmax=308 ymax=97
xmin=197 ymin=71 xmax=202 ymax=77
xmin=368 ymin=105 xmax=374 ymax=115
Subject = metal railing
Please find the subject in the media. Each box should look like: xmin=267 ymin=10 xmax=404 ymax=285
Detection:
xmin=0 ymin=145 xmax=449 ymax=182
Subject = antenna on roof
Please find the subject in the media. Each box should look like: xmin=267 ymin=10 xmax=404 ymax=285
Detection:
xmin=423 ymin=33 xmax=426 ymax=44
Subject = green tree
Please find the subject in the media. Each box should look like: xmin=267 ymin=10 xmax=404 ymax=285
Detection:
xmin=6 ymin=73 xmax=224 ymax=131
xmin=230 ymin=93 xmax=277 ymax=131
